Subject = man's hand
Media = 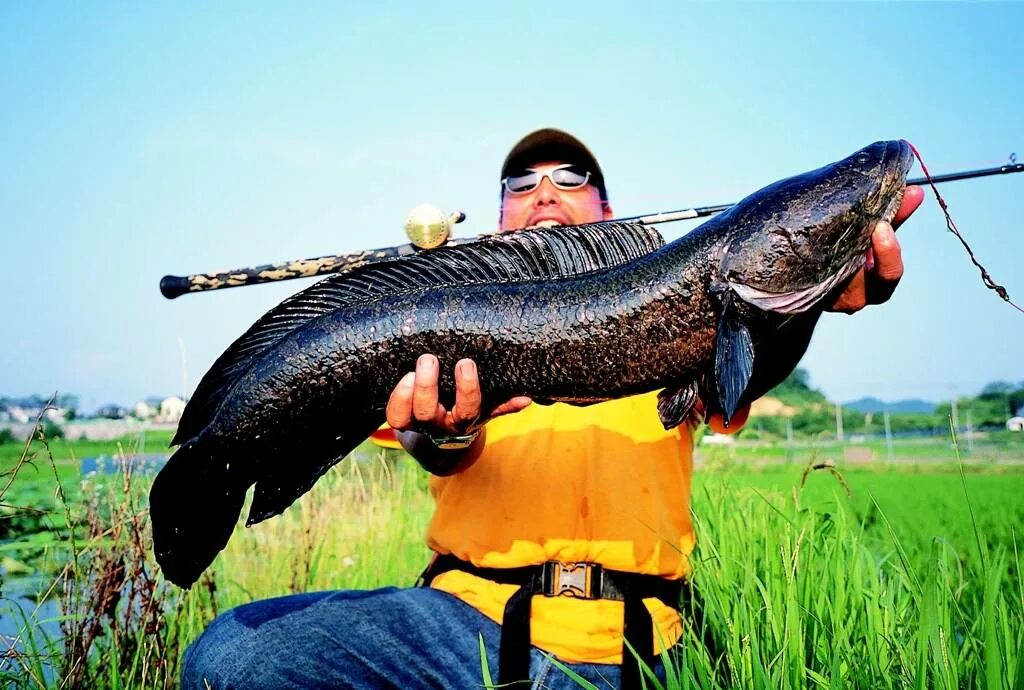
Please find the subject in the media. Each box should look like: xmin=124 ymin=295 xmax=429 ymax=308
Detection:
xmin=385 ymin=354 xmax=531 ymax=437
xmin=828 ymin=185 xmax=925 ymax=314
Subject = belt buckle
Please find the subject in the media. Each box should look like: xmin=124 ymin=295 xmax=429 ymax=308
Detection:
xmin=546 ymin=562 xmax=597 ymax=599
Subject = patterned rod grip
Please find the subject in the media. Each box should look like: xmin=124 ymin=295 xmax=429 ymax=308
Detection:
xmin=159 ymin=239 xmax=478 ymax=299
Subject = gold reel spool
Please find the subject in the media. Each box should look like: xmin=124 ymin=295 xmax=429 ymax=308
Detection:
xmin=404 ymin=204 xmax=466 ymax=249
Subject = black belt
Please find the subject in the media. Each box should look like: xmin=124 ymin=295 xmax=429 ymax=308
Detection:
xmin=417 ymin=554 xmax=692 ymax=690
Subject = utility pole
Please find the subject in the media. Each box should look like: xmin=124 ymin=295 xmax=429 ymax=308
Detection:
xmin=966 ymin=410 xmax=974 ymax=454
xmin=786 ymin=418 xmax=794 ymax=464
xmin=951 ymin=396 xmax=960 ymax=437
xmin=883 ymin=409 xmax=893 ymax=463
xmin=835 ymin=403 xmax=845 ymax=442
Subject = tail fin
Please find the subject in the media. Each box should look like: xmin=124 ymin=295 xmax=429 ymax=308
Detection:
xmin=149 ymin=436 xmax=246 ymax=588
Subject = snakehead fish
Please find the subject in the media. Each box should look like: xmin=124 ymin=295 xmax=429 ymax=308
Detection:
xmin=150 ymin=139 xmax=913 ymax=587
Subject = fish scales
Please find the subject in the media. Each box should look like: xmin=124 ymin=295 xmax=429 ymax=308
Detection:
xmin=222 ymin=233 xmax=718 ymax=429
xmin=151 ymin=140 xmax=913 ymax=587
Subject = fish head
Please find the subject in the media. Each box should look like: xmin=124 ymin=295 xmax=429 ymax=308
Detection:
xmin=719 ymin=140 xmax=914 ymax=314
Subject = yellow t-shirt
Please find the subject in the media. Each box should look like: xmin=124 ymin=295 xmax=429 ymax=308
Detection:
xmin=424 ymin=390 xmax=697 ymax=665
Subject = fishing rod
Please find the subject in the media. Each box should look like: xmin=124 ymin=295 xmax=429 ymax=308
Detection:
xmin=159 ymin=159 xmax=1024 ymax=300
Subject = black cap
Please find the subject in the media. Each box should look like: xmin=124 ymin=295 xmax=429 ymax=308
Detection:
xmin=500 ymin=128 xmax=607 ymax=200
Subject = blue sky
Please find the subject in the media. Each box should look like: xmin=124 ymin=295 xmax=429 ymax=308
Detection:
xmin=2 ymin=3 xmax=1022 ymax=412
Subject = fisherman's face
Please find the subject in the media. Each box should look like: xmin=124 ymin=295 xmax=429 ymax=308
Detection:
xmin=499 ymin=160 xmax=612 ymax=232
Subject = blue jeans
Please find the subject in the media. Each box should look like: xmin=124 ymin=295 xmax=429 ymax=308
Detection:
xmin=181 ymin=586 xmax=667 ymax=689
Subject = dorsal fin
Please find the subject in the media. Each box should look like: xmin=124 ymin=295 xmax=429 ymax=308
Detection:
xmin=173 ymin=221 xmax=664 ymax=444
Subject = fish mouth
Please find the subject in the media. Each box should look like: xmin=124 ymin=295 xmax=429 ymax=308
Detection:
xmin=813 ymin=140 xmax=913 ymax=307
xmin=820 ymin=141 xmax=913 ymax=306
xmin=840 ymin=139 xmax=914 ymax=273
xmin=867 ymin=139 xmax=914 ymax=223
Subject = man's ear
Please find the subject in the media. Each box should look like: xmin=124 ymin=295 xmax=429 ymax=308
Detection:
xmin=602 ymin=201 xmax=614 ymax=220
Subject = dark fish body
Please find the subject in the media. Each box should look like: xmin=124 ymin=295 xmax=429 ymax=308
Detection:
xmin=151 ymin=140 xmax=913 ymax=587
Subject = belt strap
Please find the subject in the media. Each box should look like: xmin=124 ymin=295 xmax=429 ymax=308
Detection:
xmin=418 ymin=554 xmax=684 ymax=690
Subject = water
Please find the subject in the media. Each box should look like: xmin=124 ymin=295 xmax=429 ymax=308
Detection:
xmin=79 ymin=453 xmax=167 ymax=476
xmin=0 ymin=587 xmax=61 ymax=687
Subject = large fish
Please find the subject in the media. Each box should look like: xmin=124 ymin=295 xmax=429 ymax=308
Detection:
xmin=151 ymin=140 xmax=913 ymax=587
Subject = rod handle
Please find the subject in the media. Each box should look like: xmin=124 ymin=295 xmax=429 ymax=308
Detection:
xmin=160 ymin=275 xmax=191 ymax=300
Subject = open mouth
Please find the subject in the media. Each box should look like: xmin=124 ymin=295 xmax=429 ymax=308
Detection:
xmin=527 ymin=212 xmax=571 ymax=228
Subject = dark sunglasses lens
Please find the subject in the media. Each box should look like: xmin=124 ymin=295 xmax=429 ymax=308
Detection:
xmin=550 ymin=167 xmax=588 ymax=188
xmin=505 ymin=172 xmax=540 ymax=193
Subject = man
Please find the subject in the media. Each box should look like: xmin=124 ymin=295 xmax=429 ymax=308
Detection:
xmin=182 ymin=129 xmax=923 ymax=689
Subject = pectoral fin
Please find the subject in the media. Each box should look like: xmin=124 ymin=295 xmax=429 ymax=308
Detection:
xmin=657 ymin=381 xmax=700 ymax=429
xmin=713 ymin=294 xmax=755 ymax=425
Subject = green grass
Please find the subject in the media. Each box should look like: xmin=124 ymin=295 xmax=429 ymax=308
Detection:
xmin=652 ymin=461 xmax=1024 ymax=689
xmin=724 ymin=429 xmax=1024 ymax=465
xmin=0 ymin=430 xmax=175 ymax=473
xmin=202 ymin=446 xmax=434 ymax=602
xmin=2 ymin=433 xmax=1022 ymax=688
xmin=703 ymin=466 xmax=1024 ymax=566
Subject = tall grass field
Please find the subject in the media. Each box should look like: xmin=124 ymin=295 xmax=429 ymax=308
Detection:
xmin=1 ymin=428 xmax=1021 ymax=688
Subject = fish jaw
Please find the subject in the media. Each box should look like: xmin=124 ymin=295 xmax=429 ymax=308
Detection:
xmin=718 ymin=140 xmax=912 ymax=314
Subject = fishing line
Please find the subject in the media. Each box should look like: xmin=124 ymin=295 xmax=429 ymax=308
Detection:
xmin=908 ymin=143 xmax=1024 ymax=315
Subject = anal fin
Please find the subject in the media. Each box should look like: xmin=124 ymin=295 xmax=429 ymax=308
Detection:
xmin=657 ymin=381 xmax=700 ymax=429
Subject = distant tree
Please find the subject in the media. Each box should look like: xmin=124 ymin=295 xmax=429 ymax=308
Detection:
xmin=0 ymin=428 xmax=15 ymax=444
xmin=40 ymin=420 xmax=65 ymax=441
xmin=979 ymin=381 xmax=1015 ymax=417
xmin=1011 ymin=384 xmax=1024 ymax=417
xmin=767 ymin=367 xmax=828 ymax=406
xmin=789 ymin=368 xmax=811 ymax=389
xmin=55 ymin=393 xmax=80 ymax=414
xmin=935 ymin=397 xmax=1007 ymax=428
xmin=980 ymin=381 xmax=1014 ymax=398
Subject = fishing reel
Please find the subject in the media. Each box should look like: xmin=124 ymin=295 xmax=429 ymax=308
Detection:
xmin=404 ymin=204 xmax=466 ymax=249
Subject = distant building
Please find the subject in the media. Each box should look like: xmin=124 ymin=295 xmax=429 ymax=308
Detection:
xmin=1007 ymin=416 xmax=1024 ymax=432
xmin=96 ymin=404 xmax=129 ymax=420
xmin=701 ymin=433 xmax=735 ymax=445
xmin=6 ymin=406 xmax=31 ymax=424
xmin=134 ymin=401 xmax=156 ymax=420
xmin=156 ymin=396 xmax=186 ymax=423
xmin=43 ymin=407 xmax=68 ymax=423
xmin=2 ymin=404 xmax=68 ymax=424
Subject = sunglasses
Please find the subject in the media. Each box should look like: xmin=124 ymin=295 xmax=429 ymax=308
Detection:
xmin=501 ymin=164 xmax=592 ymax=195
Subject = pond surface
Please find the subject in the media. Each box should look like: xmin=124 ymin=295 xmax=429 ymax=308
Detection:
xmin=0 ymin=588 xmax=60 ymax=687
xmin=79 ymin=453 xmax=167 ymax=476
